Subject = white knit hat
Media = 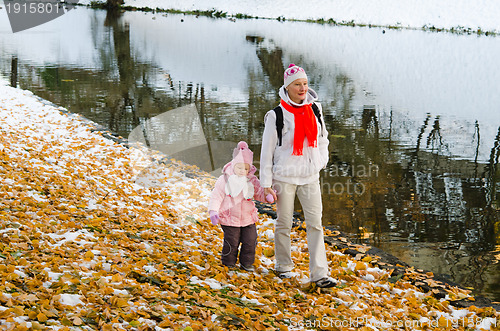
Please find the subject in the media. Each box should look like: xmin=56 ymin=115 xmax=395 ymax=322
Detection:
xmin=283 ymin=63 xmax=308 ymax=87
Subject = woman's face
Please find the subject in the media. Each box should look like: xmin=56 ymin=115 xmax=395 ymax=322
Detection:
xmin=286 ymin=78 xmax=308 ymax=104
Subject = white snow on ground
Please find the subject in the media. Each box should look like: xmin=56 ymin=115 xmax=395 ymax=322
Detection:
xmin=81 ymin=0 xmax=500 ymax=33
xmin=59 ymin=293 xmax=85 ymax=306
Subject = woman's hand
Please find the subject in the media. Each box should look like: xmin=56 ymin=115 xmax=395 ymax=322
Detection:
xmin=264 ymin=187 xmax=277 ymax=203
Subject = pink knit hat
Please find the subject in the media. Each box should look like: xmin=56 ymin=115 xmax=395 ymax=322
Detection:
xmin=232 ymin=141 xmax=253 ymax=166
xmin=283 ymin=63 xmax=308 ymax=87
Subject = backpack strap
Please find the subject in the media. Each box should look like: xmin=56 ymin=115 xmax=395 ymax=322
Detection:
xmin=311 ymin=102 xmax=324 ymax=133
xmin=273 ymin=102 xmax=324 ymax=147
xmin=273 ymin=106 xmax=284 ymax=146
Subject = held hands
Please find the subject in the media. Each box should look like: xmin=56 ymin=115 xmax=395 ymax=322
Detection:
xmin=266 ymin=193 xmax=275 ymax=203
xmin=264 ymin=187 xmax=277 ymax=203
xmin=209 ymin=210 xmax=220 ymax=225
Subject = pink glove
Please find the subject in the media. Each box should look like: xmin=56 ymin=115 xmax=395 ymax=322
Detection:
xmin=209 ymin=210 xmax=220 ymax=225
xmin=266 ymin=193 xmax=275 ymax=203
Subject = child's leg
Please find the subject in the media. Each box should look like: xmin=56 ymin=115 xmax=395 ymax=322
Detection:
xmin=239 ymin=223 xmax=257 ymax=267
xmin=220 ymin=225 xmax=240 ymax=267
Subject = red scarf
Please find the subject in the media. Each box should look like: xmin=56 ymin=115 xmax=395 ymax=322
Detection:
xmin=280 ymin=99 xmax=318 ymax=155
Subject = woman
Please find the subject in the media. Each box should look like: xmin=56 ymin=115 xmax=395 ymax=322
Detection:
xmin=260 ymin=64 xmax=336 ymax=288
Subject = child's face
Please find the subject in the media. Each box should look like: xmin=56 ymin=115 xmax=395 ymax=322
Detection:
xmin=234 ymin=163 xmax=250 ymax=176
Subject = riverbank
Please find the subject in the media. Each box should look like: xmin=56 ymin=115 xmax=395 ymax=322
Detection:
xmin=81 ymin=0 xmax=500 ymax=36
xmin=1 ymin=82 xmax=499 ymax=330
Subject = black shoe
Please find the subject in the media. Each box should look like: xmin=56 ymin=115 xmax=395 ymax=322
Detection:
xmin=315 ymin=277 xmax=337 ymax=288
xmin=275 ymin=270 xmax=293 ymax=279
xmin=240 ymin=264 xmax=255 ymax=272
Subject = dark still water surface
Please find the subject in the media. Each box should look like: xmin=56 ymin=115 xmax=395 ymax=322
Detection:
xmin=0 ymin=6 xmax=499 ymax=301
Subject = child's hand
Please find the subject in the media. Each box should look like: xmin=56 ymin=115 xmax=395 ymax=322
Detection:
xmin=265 ymin=193 xmax=275 ymax=203
xmin=209 ymin=210 xmax=220 ymax=225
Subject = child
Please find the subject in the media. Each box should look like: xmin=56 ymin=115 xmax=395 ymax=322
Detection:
xmin=208 ymin=141 xmax=274 ymax=272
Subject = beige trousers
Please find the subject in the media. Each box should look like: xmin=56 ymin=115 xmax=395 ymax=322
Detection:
xmin=273 ymin=180 xmax=329 ymax=282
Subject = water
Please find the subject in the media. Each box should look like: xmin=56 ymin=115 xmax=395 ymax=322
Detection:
xmin=0 ymin=5 xmax=499 ymax=301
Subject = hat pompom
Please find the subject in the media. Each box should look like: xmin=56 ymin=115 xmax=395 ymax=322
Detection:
xmin=232 ymin=141 xmax=253 ymax=166
xmin=288 ymin=63 xmax=296 ymax=68
xmin=237 ymin=141 xmax=248 ymax=150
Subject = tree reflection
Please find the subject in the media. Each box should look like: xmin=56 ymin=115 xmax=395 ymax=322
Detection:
xmin=256 ymin=48 xmax=284 ymax=89
xmin=104 ymin=9 xmax=135 ymax=135
xmin=361 ymin=105 xmax=379 ymax=139
xmin=416 ymin=114 xmax=431 ymax=153
xmin=10 ymin=10 xmax=203 ymax=140
xmin=486 ymin=126 xmax=500 ymax=210
xmin=10 ymin=56 xmax=17 ymax=88
xmin=426 ymin=115 xmax=444 ymax=154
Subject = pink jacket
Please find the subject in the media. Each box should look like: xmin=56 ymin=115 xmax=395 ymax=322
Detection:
xmin=208 ymin=161 xmax=267 ymax=227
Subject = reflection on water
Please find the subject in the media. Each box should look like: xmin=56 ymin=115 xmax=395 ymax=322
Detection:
xmin=128 ymin=103 xmax=236 ymax=176
xmin=1 ymin=7 xmax=499 ymax=301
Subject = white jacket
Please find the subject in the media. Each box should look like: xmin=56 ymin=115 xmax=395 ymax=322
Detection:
xmin=259 ymin=86 xmax=329 ymax=187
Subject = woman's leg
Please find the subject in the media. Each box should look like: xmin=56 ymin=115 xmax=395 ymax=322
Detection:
xmin=296 ymin=180 xmax=329 ymax=282
xmin=220 ymin=225 xmax=240 ymax=267
xmin=239 ymin=223 xmax=257 ymax=267
xmin=274 ymin=181 xmax=296 ymax=272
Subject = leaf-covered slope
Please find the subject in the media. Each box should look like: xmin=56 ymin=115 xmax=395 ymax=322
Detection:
xmin=0 ymin=86 xmax=498 ymax=330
